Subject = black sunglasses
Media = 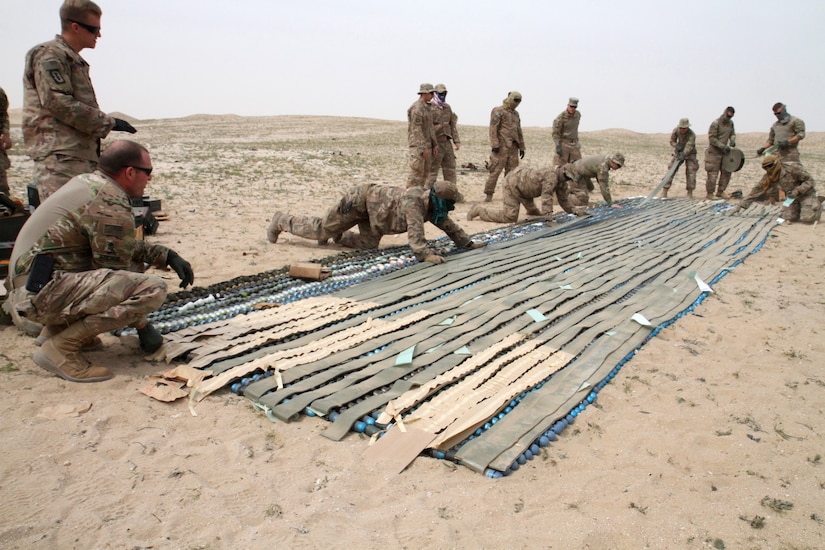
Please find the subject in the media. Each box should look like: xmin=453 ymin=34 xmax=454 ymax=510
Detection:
xmin=130 ymin=166 xmax=153 ymax=176
xmin=69 ymin=19 xmax=100 ymax=34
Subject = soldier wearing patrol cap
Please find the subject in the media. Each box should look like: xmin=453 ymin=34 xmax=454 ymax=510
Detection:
xmin=552 ymin=97 xmax=582 ymax=167
xmin=704 ymin=106 xmax=736 ymax=199
xmin=23 ymin=0 xmax=139 ymax=202
xmin=267 ymin=180 xmax=486 ymax=264
xmin=484 ymin=91 xmax=525 ymax=201
xmin=406 ymin=83 xmax=438 ymax=188
xmin=661 ymin=118 xmax=698 ymax=198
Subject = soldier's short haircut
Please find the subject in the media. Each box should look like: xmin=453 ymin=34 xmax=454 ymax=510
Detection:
xmin=772 ymin=102 xmax=785 ymax=112
xmin=99 ymin=140 xmax=149 ymax=175
xmin=60 ymin=0 xmax=102 ymax=31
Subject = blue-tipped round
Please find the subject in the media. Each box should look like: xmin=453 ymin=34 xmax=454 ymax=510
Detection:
xmin=539 ymin=435 xmax=550 ymax=447
xmin=530 ymin=443 xmax=540 ymax=455
xmin=305 ymin=408 xmax=316 ymax=417
xmin=517 ymin=454 xmax=527 ymax=465
xmin=353 ymin=421 xmax=367 ymax=433
xmin=328 ymin=411 xmax=340 ymax=422
xmin=524 ymin=450 xmax=533 ymax=461
xmin=230 ymin=382 xmax=242 ymax=394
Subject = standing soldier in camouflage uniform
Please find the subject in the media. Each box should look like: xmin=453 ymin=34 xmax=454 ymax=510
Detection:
xmin=661 ymin=118 xmax=698 ymax=198
xmin=427 ymin=84 xmax=462 ymax=199
xmin=4 ymin=141 xmax=194 ymax=382
xmin=23 ymin=0 xmax=137 ymax=201
xmin=704 ymin=106 xmax=736 ymax=199
xmin=406 ymin=83 xmax=438 ymax=188
xmin=267 ymin=180 xmax=485 ymax=264
xmin=757 ymin=102 xmax=805 ymax=162
xmin=731 ymin=154 xmax=819 ymax=223
xmin=0 ymin=86 xmax=12 ymax=195
xmin=552 ymin=97 xmax=582 ymax=167
xmin=563 ymin=153 xmax=625 ymax=207
xmin=484 ymin=91 xmax=525 ymax=202
xmin=467 ymin=165 xmax=586 ymax=223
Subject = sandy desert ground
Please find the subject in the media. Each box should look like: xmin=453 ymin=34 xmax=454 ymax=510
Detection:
xmin=1 ymin=114 xmax=824 ymax=549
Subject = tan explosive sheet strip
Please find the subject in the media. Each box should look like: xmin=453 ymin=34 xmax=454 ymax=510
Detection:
xmin=171 ymin=199 xmax=780 ymax=474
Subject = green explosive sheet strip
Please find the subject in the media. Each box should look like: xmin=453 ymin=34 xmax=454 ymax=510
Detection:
xmin=182 ymin=199 xmax=779 ymax=474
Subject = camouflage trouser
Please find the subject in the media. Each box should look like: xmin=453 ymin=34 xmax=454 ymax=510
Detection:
xmin=0 ymin=149 xmax=9 ymax=195
xmin=474 ymin=180 xmax=541 ymax=223
xmin=406 ymin=146 xmax=433 ymax=188
xmin=566 ymin=177 xmax=593 ymax=207
xmin=426 ymin=139 xmax=457 ymax=187
xmin=778 ymin=148 xmax=800 ymax=163
xmin=11 ymin=269 xmax=166 ymax=336
xmin=552 ymin=141 xmax=582 ymax=167
xmin=484 ymin=145 xmax=519 ymax=196
xmin=781 ymin=190 xmax=820 ymax=224
xmin=662 ymin=154 xmax=699 ymax=191
xmin=33 ymin=154 xmax=97 ymax=201
xmin=704 ymin=148 xmax=731 ymax=195
xmin=281 ymin=184 xmax=382 ymax=248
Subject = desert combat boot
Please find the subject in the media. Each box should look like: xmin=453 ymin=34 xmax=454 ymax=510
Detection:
xmin=33 ymin=320 xmax=112 ymax=382
xmin=267 ymin=212 xmax=289 ymax=243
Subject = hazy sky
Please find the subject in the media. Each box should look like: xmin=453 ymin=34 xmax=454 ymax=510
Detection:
xmin=2 ymin=0 xmax=823 ymax=133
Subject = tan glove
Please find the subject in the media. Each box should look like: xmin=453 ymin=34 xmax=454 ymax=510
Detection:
xmin=424 ymin=255 xmax=445 ymax=264
xmin=727 ymin=204 xmax=741 ymax=216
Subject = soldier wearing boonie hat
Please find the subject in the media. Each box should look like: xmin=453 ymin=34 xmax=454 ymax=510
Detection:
xmin=552 ymin=97 xmax=582 ymax=168
xmin=660 ymin=117 xmax=698 ymax=198
xmin=407 ymin=84 xmax=438 ymax=188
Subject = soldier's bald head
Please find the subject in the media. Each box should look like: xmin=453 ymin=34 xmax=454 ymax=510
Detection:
xmin=99 ymin=140 xmax=149 ymax=176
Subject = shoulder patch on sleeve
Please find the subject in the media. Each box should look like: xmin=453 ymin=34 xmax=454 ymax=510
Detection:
xmin=103 ymin=223 xmax=125 ymax=237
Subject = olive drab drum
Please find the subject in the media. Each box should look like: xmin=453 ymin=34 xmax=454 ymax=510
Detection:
xmin=721 ymin=147 xmax=745 ymax=173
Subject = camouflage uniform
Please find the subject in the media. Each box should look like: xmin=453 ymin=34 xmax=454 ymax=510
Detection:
xmin=271 ymin=183 xmax=471 ymax=261
xmin=766 ymin=115 xmax=805 ymax=162
xmin=407 ymin=98 xmax=437 ymax=188
xmin=705 ymin=110 xmax=736 ymax=197
xmin=662 ymin=122 xmax=699 ymax=194
xmin=563 ymin=155 xmax=614 ymax=207
xmin=22 ymin=35 xmax=116 ymax=200
xmin=470 ymin=166 xmax=580 ymax=223
xmin=552 ymin=105 xmax=582 ymax=167
xmin=485 ymin=95 xmax=524 ymax=197
xmin=739 ymin=160 xmax=819 ymax=223
xmin=426 ymin=102 xmax=460 ymax=187
xmin=6 ymin=171 xmax=169 ymax=337
xmin=0 ymin=86 xmax=10 ymax=195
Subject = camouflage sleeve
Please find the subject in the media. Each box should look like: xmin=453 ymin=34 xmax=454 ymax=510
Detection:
xmin=552 ymin=113 xmax=563 ymax=143
xmin=730 ymin=123 xmax=736 ymax=145
xmin=489 ymin=108 xmax=501 ymax=149
xmin=789 ymin=164 xmax=814 ymax=197
xmin=767 ymin=126 xmax=775 ymax=145
xmin=83 ymin=186 xmax=170 ymax=270
xmin=553 ymin=180 xmax=578 ymax=215
xmin=403 ymin=192 xmax=432 ymax=260
xmin=597 ymin=163 xmax=612 ymax=204
xmin=792 ymin=118 xmax=806 ymax=141
xmin=0 ymin=87 xmax=9 ymax=134
xmin=669 ymin=129 xmax=677 ymax=148
xmin=739 ymin=177 xmax=769 ymax=210
xmin=685 ymin=132 xmax=696 ymax=156
xmin=451 ymin=111 xmax=460 ymax=145
xmin=34 ymin=51 xmax=114 ymax=138
xmin=708 ymin=121 xmax=723 ymax=148
xmin=540 ymin=175 xmax=556 ymax=217
xmin=516 ymin=112 xmax=525 ymax=149
xmin=435 ymin=216 xmax=471 ymax=249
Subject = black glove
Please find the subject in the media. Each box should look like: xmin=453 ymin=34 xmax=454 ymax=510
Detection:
xmin=166 ymin=249 xmax=194 ymax=288
xmin=677 ymin=153 xmax=685 ymax=162
xmin=730 ymin=140 xmax=736 ymax=148
xmin=723 ymin=145 xmax=731 ymax=154
xmin=519 ymin=149 xmax=525 ymax=159
xmin=112 ymin=118 xmax=137 ymax=133
xmin=491 ymin=147 xmax=500 ymax=154
xmin=137 ymin=323 xmax=163 ymax=353
xmin=675 ymin=144 xmax=683 ymax=152
xmin=555 ymin=143 xmax=563 ymax=155
xmin=778 ymin=140 xmax=790 ymax=150
xmin=756 ymin=147 xmax=766 ymax=155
